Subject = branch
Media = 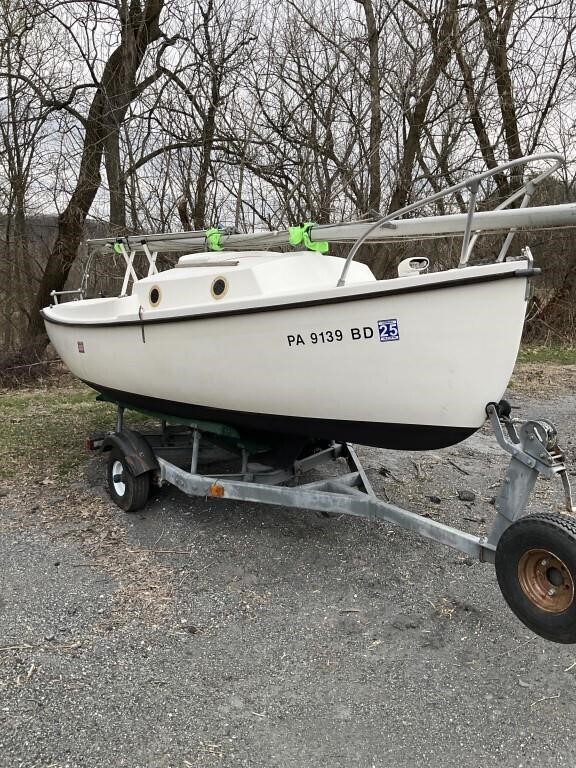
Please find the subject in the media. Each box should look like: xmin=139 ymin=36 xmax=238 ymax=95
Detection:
xmin=0 ymin=71 xmax=92 ymax=124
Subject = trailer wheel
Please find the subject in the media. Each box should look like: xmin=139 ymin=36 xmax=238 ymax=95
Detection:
xmin=106 ymin=449 xmax=150 ymax=512
xmin=495 ymin=512 xmax=576 ymax=643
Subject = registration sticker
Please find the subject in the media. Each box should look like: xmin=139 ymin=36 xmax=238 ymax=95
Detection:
xmin=378 ymin=319 xmax=399 ymax=342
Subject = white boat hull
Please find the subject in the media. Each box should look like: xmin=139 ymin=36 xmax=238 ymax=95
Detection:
xmin=43 ymin=256 xmax=530 ymax=450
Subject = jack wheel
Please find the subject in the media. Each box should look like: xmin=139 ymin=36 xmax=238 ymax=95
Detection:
xmin=495 ymin=512 xmax=576 ymax=643
xmin=106 ymin=448 xmax=150 ymax=512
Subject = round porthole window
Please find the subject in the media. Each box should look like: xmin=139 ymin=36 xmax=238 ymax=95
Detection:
xmin=149 ymin=286 xmax=161 ymax=307
xmin=211 ymin=277 xmax=228 ymax=299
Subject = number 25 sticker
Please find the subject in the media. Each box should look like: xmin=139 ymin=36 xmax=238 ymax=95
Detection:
xmin=378 ymin=319 xmax=399 ymax=342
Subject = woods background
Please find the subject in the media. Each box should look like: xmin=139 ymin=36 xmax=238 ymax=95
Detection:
xmin=1 ymin=0 xmax=576 ymax=373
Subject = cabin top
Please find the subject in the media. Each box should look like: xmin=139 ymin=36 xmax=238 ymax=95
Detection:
xmin=132 ymin=251 xmax=376 ymax=312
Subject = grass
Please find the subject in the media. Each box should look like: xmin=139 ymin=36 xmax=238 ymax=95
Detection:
xmin=0 ymin=382 xmax=119 ymax=480
xmin=517 ymin=346 xmax=576 ymax=365
xmin=0 ymin=376 xmax=157 ymax=482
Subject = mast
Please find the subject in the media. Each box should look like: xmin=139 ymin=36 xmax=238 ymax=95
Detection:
xmin=87 ymin=202 xmax=576 ymax=255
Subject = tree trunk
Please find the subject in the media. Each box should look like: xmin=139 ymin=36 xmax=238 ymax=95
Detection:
xmin=193 ymin=102 xmax=217 ymax=231
xmin=357 ymin=0 xmax=382 ymax=213
xmin=105 ymin=128 xmax=128 ymax=231
xmin=475 ymin=0 xmax=523 ymax=189
xmin=452 ymin=18 xmax=510 ymax=199
xmin=389 ymin=0 xmax=458 ymax=213
xmin=25 ymin=0 xmax=164 ymax=351
xmin=192 ymin=0 xmax=221 ymax=231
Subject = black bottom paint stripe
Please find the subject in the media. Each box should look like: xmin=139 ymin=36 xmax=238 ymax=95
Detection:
xmin=84 ymin=381 xmax=478 ymax=451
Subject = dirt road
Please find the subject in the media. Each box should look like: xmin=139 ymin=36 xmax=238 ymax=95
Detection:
xmin=1 ymin=365 xmax=576 ymax=767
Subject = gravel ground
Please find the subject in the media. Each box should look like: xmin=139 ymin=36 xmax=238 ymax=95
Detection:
xmin=2 ymin=367 xmax=576 ymax=768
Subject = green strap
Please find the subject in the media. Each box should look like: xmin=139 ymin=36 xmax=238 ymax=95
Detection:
xmin=206 ymin=227 xmax=223 ymax=251
xmin=113 ymin=241 xmax=124 ymax=254
xmin=288 ymin=222 xmax=329 ymax=253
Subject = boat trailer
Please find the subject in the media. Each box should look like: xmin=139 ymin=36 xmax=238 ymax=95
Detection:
xmin=92 ymin=398 xmax=576 ymax=644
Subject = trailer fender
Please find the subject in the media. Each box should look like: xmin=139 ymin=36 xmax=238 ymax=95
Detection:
xmin=101 ymin=430 xmax=158 ymax=477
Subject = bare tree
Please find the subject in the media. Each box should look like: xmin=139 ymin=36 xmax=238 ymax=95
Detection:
xmin=22 ymin=0 xmax=166 ymax=350
xmin=387 ymin=0 xmax=459 ymax=212
xmin=0 ymin=0 xmax=62 ymax=354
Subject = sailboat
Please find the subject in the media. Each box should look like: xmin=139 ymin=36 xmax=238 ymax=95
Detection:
xmin=42 ymin=153 xmax=576 ymax=450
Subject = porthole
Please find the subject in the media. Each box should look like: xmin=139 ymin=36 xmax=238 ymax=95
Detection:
xmin=149 ymin=286 xmax=161 ymax=307
xmin=211 ymin=277 xmax=228 ymax=299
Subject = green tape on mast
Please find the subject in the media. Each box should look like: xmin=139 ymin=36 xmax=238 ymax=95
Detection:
xmin=206 ymin=228 xmax=224 ymax=251
xmin=288 ymin=222 xmax=329 ymax=253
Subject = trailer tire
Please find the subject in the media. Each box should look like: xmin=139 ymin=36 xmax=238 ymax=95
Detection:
xmin=495 ymin=512 xmax=576 ymax=643
xmin=107 ymin=448 xmax=150 ymax=512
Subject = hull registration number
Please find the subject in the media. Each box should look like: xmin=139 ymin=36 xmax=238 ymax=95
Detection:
xmin=287 ymin=320 xmax=399 ymax=347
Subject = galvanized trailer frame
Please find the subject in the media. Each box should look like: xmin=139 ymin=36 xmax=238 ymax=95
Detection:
xmin=99 ymin=399 xmax=575 ymax=565
xmin=96 ymin=397 xmax=576 ymax=642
